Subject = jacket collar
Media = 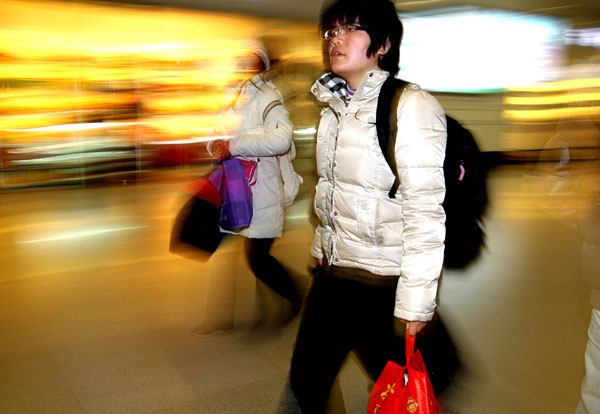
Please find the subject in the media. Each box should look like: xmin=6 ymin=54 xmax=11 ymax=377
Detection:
xmin=244 ymin=73 xmax=267 ymax=92
xmin=225 ymin=74 xmax=267 ymax=109
xmin=311 ymin=70 xmax=390 ymax=110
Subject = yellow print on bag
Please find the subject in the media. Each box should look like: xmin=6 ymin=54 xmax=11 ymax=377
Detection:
xmin=373 ymin=403 xmax=382 ymax=413
xmin=380 ymin=383 xmax=396 ymax=400
xmin=407 ymin=396 xmax=419 ymax=413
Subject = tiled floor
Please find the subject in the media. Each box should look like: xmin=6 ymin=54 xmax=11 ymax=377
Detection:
xmin=0 ymin=163 xmax=593 ymax=413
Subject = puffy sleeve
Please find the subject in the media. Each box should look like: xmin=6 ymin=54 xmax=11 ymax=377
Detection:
xmin=393 ymin=88 xmax=447 ymax=322
xmin=229 ymin=85 xmax=293 ymax=158
xmin=311 ymin=225 xmax=324 ymax=260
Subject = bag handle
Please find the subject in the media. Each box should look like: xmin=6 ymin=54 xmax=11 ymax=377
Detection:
xmin=208 ymin=163 xmax=225 ymax=193
xmin=405 ymin=331 xmax=416 ymax=363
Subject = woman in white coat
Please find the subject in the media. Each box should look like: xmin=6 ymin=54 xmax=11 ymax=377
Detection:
xmin=192 ymin=41 xmax=303 ymax=336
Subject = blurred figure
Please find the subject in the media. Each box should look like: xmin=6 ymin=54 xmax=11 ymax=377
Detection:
xmin=192 ymin=40 xmax=303 ymax=337
xmin=575 ymin=148 xmax=600 ymax=414
xmin=533 ymin=57 xmax=600 ymax=414
xmin=571 ymin=70 xmax=600 ymax=414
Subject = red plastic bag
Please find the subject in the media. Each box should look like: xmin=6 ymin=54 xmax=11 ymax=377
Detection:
xmin=368 ymin=333 xmax=438 ymax=414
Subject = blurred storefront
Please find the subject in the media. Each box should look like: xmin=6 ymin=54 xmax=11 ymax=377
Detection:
xmin=0 ymin=0 xmax=323 ymax=188
xmin=2 ymin=1 xmax=600 ymax=189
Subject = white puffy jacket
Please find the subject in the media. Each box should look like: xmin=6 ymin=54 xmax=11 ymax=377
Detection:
xmin=217 ymin=74 xmax=299 ymax=239
xmin=310 ymin=70 xmax=447 ymax=322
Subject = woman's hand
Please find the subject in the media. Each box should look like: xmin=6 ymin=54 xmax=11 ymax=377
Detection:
xmin=395 ymin=318 xmax=427 ymax=337
xmin=406 ymin=321 xmax=426 ymax=337
xmin=210 ymin=139 xmax=231 ymax=160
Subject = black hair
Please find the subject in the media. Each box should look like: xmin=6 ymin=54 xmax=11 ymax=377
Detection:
xmin=320 ymin=0 xmax=403 ymax=76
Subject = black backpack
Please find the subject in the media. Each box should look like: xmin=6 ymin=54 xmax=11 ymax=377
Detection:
xmin=376 ymin=77 xmax=488 ymax=269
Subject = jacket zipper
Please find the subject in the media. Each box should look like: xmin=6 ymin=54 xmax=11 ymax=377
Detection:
xmin=327 ymin=104 xmax=341 ymax=262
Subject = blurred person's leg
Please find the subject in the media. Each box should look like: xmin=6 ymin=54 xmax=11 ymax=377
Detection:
xmin=244 ymin=237 xmax=302 ymax=323
xmin=576 ymin=309 xmax=600 ymax=414
xmin=252 ymin=279 xmax=279 ymax=328
xmin=191 ymin=235 xmax=241 ymax=336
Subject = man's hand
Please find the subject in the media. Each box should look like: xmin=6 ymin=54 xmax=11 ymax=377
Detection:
xmin=210 ymin=139 xmax=230 ymax=160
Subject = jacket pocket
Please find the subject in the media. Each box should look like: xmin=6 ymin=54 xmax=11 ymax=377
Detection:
xmin=356 ymin=198 xmax=378 ymax=244
xmin=354 ymin=109 xmax=376 ymax=124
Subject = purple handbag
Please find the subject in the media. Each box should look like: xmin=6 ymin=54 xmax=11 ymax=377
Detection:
xmin=208 ymin=157 xmax=253 ymax=230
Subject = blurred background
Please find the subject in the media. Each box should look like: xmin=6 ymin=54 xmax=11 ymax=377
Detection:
xmin=0 ymin=0 xmax=599 ymax=188
xmin=1 ymin=1 xmax=600 ymax=413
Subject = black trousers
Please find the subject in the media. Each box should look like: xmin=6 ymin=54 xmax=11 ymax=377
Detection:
xmin=244 ymin=237 xmax=301 ymax=309
xmin=289 ymin=265 xmax=403 ymax=413
xmin=288 ymin=264 xmax=461 ymax=413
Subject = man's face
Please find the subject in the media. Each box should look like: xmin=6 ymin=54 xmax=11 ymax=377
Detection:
xmin=327 ymin=22 xmax=383 ymax=87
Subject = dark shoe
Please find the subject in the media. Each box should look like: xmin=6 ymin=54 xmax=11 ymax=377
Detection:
xmin=191 ymin=322 xmax=233 ymax=337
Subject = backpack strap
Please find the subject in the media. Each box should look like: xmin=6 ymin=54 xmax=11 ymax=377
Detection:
xmin=376 ymin=77 xmax=407 ymax=198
